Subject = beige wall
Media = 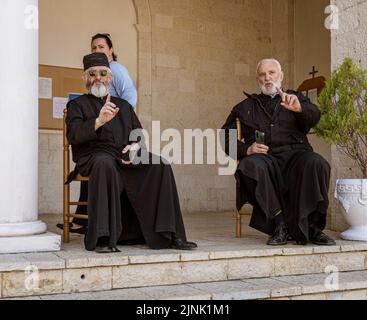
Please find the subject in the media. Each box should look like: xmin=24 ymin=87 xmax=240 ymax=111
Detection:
xmin=293 ymin=2 xmax=332 ymax=215
xmin=38 ymin=0 xmax=298 ymax=215
xmin=139 ymin=0 xmax=295 ymax=212
xmin=39 ymin=0 xmax=137 ymax=81
xmin=294 ymin=0 xmax=331 ymax=87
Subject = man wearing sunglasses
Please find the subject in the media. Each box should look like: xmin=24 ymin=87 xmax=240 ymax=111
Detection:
xmin=58 ymin=33 xmax=137 ymax=235
xmin=65 ymin=52 xmax=197 ymax=253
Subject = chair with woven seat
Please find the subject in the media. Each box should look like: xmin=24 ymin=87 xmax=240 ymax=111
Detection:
xmin=63 ymin=109 xmax=89 ymax=243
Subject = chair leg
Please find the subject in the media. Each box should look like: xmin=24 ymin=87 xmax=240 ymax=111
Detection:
xmin=63 ymin=220 xmax=70 ymax=243
xmin=63 ymin=185 xmax=70 ymax=243
xmin=236 ymin=211 xmax=242 ymax=238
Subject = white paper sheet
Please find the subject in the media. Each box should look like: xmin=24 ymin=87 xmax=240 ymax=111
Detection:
xmin=39 ymin=77 xmax=52 ymax=99
xmin=52 ymin=97 xmax=68 ymax=119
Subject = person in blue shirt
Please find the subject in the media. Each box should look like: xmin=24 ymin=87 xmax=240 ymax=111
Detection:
xmin=91 ymin=33 xmax=137 ymax=108
xmin=57 ymin=33 xmax=138 ymax=234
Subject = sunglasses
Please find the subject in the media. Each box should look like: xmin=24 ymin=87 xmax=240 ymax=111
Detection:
xmin=88 ymin=69 xmax=109 ymax=77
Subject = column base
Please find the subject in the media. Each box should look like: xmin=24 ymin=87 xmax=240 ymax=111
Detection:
xmin=0 ymin=232 xmax=61 ymax=254
xmin=0 ymin=220 xmax=47 ymax=237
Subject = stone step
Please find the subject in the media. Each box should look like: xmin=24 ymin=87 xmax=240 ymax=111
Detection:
xmin=7 ymin=270 xmax=367 ymax=300
xmin=1 ymin=240 xmax=367 ymax=299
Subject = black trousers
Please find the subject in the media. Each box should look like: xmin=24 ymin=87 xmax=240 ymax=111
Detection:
xmin=72 ymin=181 xmax=88 ymax=227
xmin=236 ymin=150 xmax=330 ymax=241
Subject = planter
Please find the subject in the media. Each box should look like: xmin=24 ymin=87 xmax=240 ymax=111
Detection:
xmin=335 ymin=179 xmax=367 ymax=241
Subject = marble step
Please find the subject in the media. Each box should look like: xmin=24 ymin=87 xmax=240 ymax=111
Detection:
xmin=7 ymin=270 xmax=367 ymax=300
xmin=1 ymin=241 xmax=367 ymax=299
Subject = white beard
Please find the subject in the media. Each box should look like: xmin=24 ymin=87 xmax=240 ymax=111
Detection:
xmin=90 ymin=83 xmax=109 ymax=98
xmin=260 ymin=80 xmax=282 ymax=96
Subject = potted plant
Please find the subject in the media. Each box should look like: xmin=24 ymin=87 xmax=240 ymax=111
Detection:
xmin=315 ymin=57 xmax=367 ymax=241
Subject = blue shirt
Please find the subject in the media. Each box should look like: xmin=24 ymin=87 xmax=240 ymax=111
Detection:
xmin=109 ymin=61 xmax=137 ymax=108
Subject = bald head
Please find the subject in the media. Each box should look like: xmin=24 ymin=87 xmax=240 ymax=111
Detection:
xmin=256 ymin=58 xmax=284 ymax=96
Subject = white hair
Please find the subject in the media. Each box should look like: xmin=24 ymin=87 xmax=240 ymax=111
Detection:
xmin=256 ymin=58 xmax=282 ymax=74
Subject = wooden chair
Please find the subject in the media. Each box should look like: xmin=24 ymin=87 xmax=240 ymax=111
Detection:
xmin=235 ymin=117 xmax=252 ymax=238
xmin=63 ymin=109 xmax=89 ymax=243
xmin=297 ymin=75 xmax=326 ymax=98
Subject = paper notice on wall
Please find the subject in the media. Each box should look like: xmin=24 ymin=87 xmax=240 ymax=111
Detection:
xmin=39 ymin=77 xmax=52 ymax=99
xmin=53 ymin=97 xmax=68 ymax=119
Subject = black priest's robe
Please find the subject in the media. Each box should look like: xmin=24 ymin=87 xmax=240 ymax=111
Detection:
xmin=221 ymin=91 xmax=331 ymax=243
xmin=66 ymin=94 xmax=187 ymax=251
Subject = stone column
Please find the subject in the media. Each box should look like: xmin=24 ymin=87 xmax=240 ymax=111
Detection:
xmin=0 ymin=0 xmax=60 ymax=253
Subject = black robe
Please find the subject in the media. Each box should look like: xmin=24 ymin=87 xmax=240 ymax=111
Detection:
xmin=66 ymin=94 xmax=187 ymax=250
xmin=222 ymin=91 xmax=331 ymax=242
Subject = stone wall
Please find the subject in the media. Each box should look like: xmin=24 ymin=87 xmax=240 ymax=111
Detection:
xmin=133 ymin=0 xmax=295 ymax=213
xmin=39 ymin=0 xmax=296 ymax=215
xmin=330 ymin=0 xmax=367 ymax=231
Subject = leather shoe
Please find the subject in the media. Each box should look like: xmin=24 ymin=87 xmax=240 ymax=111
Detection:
xmin=170 ymin=237 xmax=197 ymax=250
xmin=56 ymin=223 xmax=87 ymax=235
xmin=309 ymin=228 xmax=336 ymax=246
xmin=267 ymin=223 xmax=288 ymax=246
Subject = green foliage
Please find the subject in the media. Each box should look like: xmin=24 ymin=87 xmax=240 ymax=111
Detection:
xmin=315 ymin=58 xmax=367 ymax=178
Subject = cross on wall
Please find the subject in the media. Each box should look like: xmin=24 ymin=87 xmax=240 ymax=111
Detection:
xmin=309 ymin=66 xmax=319 ymax=78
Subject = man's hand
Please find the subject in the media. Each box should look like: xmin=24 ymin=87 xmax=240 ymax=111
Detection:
xmin=121 ymin=143 xmax=141 ymax=165
xmin=95 ymin=94 xmax=120 ymax=130
xmin=277 ymin=88 xmax=302 ymax=113
xmin=247 ymin=142 xmax=269 ymax=156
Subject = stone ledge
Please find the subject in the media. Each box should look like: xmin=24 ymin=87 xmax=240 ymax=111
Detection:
xmin=1 ymin=241 xmax=367 ymax=298
xmin=6 ymin=270 xmax=367 ymax=300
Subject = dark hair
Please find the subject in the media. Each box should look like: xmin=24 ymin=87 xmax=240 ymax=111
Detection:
xmin=91 ymin=33 xmax=117 ymax=61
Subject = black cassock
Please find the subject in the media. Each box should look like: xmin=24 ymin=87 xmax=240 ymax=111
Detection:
xmin=66 ymin=94 xmax=187 ymax=250
xmin=222 ymin=91 xmax=331 ymax=242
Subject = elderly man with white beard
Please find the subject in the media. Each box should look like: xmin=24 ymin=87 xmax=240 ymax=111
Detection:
xmin=222 ymin=58 xmax=335 ymax=246
xmin=66 ymin=53 xmax=197 ymax=253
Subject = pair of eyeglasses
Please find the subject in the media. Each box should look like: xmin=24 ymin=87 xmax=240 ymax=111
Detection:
xmin=88 ymin=69 xmax=109 ymax=77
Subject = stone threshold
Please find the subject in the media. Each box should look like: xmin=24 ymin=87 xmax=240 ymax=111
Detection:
xmin=1 ymin=241 xmax=367 ymax=271
xmin=1 ymin=241 xmax=367 ymax=299
xmin=5 ymin=270 xmax=367 ymax=300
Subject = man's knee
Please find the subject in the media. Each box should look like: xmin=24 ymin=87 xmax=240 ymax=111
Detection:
xmin=303 ymin=153 xmax=330 ymax=174
xmin=92 ymin=155 xmax=117 ymax=173
xmin=240 ymin=154 xmax=269 ymax=172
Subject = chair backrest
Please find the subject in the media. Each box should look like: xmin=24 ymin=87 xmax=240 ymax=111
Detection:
xmin=63 ymin=109 xmax=70 ymax=184
xmin=236 ymin=117 xmax=242 ymax=141
xmin=297 ymin=76 xmax=326 ymax=98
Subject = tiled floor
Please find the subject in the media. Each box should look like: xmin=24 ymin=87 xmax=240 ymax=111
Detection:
xmin=43 ymin=211 xmax=345 ymax=254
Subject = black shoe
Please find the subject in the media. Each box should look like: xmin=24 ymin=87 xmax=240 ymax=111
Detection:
xmin=56 ymin=223 xmax=87 ymax=234
xmin=309 ymin=228 xmax=336 ymax=246
xmin=170 ymin=237 xmax=197 ymax=250
xmin=267 ymin=223 xmax=288 ymax=246
xmin=95 ymin=246 xmax=121 ymax=253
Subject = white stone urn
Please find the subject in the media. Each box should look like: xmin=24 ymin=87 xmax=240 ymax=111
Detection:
xmin=335 ymin=179 xmax=367 ymax=241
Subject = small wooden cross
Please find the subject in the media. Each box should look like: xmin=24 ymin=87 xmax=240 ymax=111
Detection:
xmin=309 ymin=66 xmax=319 ymax=78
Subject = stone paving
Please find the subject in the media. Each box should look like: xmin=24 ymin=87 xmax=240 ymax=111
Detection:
xmin=1 ymin=212 xmax=367 ymax=300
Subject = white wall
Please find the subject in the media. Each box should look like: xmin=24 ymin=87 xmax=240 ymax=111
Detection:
xmin=39 ymin=0 xmax=137 ymax=81
xmin=294 ymin=0 xmax=332 ymax=165
xmin=38 ymin=0 xmax=137 ymax=215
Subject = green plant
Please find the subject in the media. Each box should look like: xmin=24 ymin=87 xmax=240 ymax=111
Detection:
xmin=315 ymin=57 xmax=367 ymax=178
